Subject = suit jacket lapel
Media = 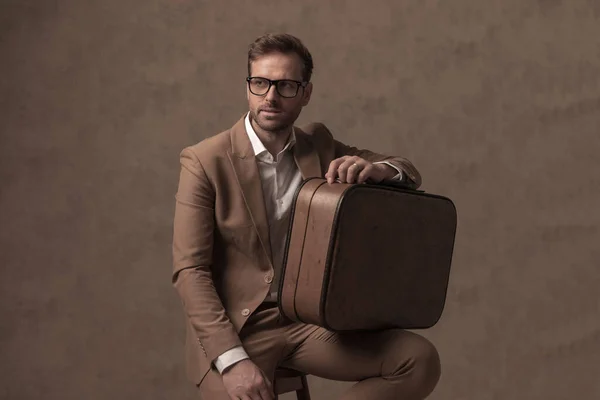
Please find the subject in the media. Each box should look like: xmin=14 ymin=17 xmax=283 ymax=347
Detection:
xmin=227 ymin=116 xmax=273 ymax=266
xmin=292 ymin=127 xmax=323 ymax=180
xmin=226 ymin=118 xmax=324 ymax=268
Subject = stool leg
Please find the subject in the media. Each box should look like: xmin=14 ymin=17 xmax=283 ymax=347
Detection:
xmin=296 ymin=375 xmax=311 ymax=400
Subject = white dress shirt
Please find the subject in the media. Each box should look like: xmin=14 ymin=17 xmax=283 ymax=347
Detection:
xmin=213 ymin=113 xmax=403 ymax=374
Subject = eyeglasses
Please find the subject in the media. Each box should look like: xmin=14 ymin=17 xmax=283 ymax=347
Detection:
xmin=246 ymin=77 xmax=307 ymax=98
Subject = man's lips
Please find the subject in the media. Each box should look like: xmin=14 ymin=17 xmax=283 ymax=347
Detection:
xmin=260 ymin=109 xmax=281 ymax=114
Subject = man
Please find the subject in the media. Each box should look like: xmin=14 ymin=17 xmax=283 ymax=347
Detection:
xmin=172 ymin=33 xmax=441 ymax=399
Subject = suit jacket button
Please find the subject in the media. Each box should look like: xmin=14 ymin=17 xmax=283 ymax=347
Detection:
xmin=241 ymin=308 xmax=250 ymax=316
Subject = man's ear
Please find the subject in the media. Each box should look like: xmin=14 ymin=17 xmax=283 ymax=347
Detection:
xmin=301 ymin=82 xmax=313 ymax=106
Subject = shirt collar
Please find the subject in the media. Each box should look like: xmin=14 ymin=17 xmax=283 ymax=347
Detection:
xmin=244 ymin=112 xmax=296 ymax=159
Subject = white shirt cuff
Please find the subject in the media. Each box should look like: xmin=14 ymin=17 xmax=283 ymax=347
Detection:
xmin=214 ymin=346 xmax=250 ymax=374
xmin=373 ymin=161 xmax=403 ymax=181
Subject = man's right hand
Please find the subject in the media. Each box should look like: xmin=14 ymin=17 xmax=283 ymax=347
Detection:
xmin=222 ymin=359 xmax=275 ymax=400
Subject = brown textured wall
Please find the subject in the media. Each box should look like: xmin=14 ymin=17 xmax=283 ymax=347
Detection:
xmin=1 ymin=0 xmax=599 ymax=399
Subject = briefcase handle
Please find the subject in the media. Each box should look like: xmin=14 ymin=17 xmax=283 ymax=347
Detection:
xmin=374 ymin=178 xmax=425 ymax=192
xmin=334 ymin=177 xmax=425 ymax=193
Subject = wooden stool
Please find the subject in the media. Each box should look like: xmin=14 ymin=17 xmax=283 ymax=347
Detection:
xmin=274 ymin=368 xmax=311 ymax=399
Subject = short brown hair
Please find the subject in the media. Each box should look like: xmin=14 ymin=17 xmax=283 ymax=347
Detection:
xmin=247 ymin=33 xmax=314 ymax=82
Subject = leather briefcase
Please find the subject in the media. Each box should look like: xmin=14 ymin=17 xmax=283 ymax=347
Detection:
xmin=277 ymin=177 xmax=457 ymax=332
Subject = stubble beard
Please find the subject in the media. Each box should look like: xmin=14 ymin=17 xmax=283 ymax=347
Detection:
xmin=250 ymin=109 xmax=294 ymax=136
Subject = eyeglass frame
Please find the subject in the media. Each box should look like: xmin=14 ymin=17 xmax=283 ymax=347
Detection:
xmin=246 ymin=76 xmax=308 ymax=98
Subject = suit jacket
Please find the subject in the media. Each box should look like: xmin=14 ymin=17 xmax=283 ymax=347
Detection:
xmin=171 ymin=114 xmax=422 ymax=385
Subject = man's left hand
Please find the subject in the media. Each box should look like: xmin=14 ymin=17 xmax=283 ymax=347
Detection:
xmin=325 ymin=156 xmax=396 ymax=185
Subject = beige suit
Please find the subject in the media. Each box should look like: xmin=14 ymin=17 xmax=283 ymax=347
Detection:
xmin=172 ymin=115 xmax=434 ymax=397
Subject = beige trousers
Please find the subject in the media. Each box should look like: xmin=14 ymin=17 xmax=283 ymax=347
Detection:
xmin=198 ymin=302 xmax=441 ymax=399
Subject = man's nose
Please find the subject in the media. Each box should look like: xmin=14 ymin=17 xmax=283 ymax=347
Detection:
xmin=265 ymin=84 xmax=280 ymax=101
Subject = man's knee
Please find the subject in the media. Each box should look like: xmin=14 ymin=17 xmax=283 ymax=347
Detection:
xmin=413 ymin=335 xmax=441 ymax=390
xmin=388 ymin=331 xmax=442 ymax=394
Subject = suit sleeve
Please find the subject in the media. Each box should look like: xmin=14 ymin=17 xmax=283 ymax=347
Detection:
xmin=172 ymin=147 xmax=243 ymax=364
xmin=320 ymin=124 xmax=423 ymax=189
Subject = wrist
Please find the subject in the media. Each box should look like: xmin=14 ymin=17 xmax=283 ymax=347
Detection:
xmin=215 ymin=346 xmax=250 ymax=374
xmin=375 ymin=163 xmax=397 ymax=180
xmin=222 ymin=358 xmax=250 ymax=374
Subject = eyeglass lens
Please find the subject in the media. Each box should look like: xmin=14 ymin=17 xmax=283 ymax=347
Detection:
xmin=248 ymin=78 xmax=300 ymax=98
